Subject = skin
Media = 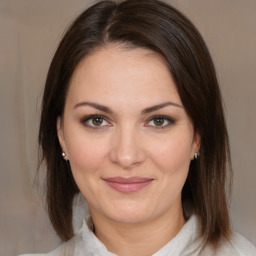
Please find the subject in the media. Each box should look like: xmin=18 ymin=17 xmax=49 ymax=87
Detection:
xmin=57 ymin=45 xmax=200 ymax=256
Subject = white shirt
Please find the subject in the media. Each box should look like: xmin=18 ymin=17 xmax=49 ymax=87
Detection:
xmin=20 ymin=215 xmax=256 ymax=256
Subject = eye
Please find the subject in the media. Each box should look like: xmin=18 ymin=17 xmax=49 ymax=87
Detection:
xmin=146 ymin=115 xmax=175 ymax=129
xmin=81 ymin=115 xmax=111 ymax=129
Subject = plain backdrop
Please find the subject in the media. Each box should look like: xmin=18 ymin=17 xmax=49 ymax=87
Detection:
xmin=0 ymin=0 xmax=255 ymax=255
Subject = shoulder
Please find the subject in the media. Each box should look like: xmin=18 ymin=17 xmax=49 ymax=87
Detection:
xmin=202 ymin=232 xmax=256 ymax=256
xmin=228 ymin=232 xmax=256 ymax=255
xmin=18 ymin=244 xmax=72 ymax=256
xmin=18 ymin=230 xmax=83 ymax=256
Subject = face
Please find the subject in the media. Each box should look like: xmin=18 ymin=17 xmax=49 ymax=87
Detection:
xmin=57 ymin=45 xmax=200 ymax=226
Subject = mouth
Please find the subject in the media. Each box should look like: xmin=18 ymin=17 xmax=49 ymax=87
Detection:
xmin=102 ymin=176 xmax=154 ymax=193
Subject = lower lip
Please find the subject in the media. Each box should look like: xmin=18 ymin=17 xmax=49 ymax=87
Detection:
xmin=104 ymin=180 xmax=153 ymax=193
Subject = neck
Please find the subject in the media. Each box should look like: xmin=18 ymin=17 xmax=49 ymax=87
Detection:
xmin=91 ymin=207 xmax=185 ymax=256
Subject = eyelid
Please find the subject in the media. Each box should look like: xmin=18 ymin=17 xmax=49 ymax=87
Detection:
xmin=145 ymin=115 xmax=175 ymax=128
xmin=81 ymin=114 xmax=112 ymax=129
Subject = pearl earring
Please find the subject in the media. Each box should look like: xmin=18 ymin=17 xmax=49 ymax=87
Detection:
xmin=194 ymin=152 xmax=200 ymax=160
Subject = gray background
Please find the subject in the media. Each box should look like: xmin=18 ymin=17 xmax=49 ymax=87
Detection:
xmin=0 ymin=0 xmax=255 ymax=255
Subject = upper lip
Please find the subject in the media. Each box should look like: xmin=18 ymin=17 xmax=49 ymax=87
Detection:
xmin=103 ymin=176 xmax=154 ymax=183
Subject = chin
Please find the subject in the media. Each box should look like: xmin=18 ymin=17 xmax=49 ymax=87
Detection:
xmin=103 ymin=202 xmax=155 ymax=224
xmin=110 ymin=212 xmax=150 ymax=224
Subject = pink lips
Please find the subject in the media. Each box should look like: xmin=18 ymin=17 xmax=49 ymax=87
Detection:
xmin=103 ymin=176 xmax=153 ymax=193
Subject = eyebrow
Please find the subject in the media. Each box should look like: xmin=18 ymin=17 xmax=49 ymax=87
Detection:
xmin=73 ymin=101 xmax=182 ymax=114
xmin=73 ymin=102 xmax=113 ymax=113
xmin=141 ymin=102 xmax=183 ymax=114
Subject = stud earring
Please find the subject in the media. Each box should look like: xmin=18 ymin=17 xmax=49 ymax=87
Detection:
xmin=194 ymin=152 xmax=200 ymax=160
xmin=62 ymin=152 xmax=67 ymax=158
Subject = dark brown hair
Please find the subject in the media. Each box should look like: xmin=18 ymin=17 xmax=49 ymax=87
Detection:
xmin=39 ymin=0 xmax=232 ymax=246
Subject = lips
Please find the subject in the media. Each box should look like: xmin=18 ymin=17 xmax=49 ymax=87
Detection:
xmin=103 ymin=176 xmax=154 ymax=193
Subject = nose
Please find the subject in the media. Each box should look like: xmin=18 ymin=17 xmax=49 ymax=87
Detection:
xmin=109 ymin=126 xmax=146 ymax=170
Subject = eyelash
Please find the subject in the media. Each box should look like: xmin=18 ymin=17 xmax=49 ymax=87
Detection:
xmin=81 ymin=114 xmax=175 ymax=129
xmin=145 ymin=115 xmax=175 ymax=129
xmin=81 ymin=114 xmax=111 ymax=129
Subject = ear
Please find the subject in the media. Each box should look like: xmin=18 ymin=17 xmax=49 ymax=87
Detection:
xmin=57 ymin=116 xmax=68 ymax=159
xmin=191 ymin=130 xmax=201 ymax=160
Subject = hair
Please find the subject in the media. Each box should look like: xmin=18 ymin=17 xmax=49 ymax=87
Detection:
xmin=39 ymin=0 xmax=232 ymax=247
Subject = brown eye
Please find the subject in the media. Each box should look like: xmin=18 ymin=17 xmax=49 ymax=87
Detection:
xmin=82 ymin=115 xmax=112 ymax=129
xmin=153 ymin=117 xmax=165 ymax=126
xmin=146 ymin=115 xmax=175 ymax=129
xmin=92 ymin=116 xmax=104 ymax=126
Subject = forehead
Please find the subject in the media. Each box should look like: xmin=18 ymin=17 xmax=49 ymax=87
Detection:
xmin=66 ymin=44 xmax=182 ymax=107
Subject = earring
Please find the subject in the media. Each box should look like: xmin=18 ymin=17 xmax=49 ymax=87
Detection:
xmin=62 ymin=152 xmax=67 ymax=158
xmin=194 ymin=152 xmax=200 ymax=160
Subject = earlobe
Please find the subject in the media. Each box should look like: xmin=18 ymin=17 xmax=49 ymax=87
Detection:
xmin=57 ymin=116 xmax=66 ymax=154
xmin=191 ymin=130 xmax=201 ymax=160
xmin=194 ymin=130 xmax=201 ymax=152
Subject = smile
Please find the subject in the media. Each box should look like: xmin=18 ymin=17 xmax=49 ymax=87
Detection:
xmin=103 ymin=176 xmax=154 ymax=193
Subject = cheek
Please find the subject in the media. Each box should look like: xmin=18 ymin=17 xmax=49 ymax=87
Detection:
xmin=64 ymin=130 xmax=109 ymax=175
xmin=66 ymin=135 xmax=109 ymax=198
xmin=149 ymin=133 xmax=193 ymax=174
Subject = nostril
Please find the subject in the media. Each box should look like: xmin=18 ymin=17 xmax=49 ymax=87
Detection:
xmin=108 ymin=129 xmax=146 ymax=169
xmin=109 ymin=145 xmax=146 ymax=169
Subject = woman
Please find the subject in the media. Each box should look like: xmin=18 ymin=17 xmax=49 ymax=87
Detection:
xmin=22 ymin=0 xmax=256 ymax=255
